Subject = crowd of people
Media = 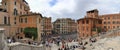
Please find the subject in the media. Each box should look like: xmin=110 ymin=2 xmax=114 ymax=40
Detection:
xmin=7 ymin=37 xmax=16 ymax=43
xmin=6 ymin=35 xmax=98 ymax=50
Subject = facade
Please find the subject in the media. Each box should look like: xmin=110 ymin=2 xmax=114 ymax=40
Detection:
xmin=0 ymin=0 xmax=45 ymax=41
xmin=1 ymin=0 xmax=30 ymax=37
xmin=0 ymin=7 xmax=10 ymax=37
xmin=99 ymin=14 xmax=120 ymax=31
xmin=41 ymin=17 xmax=52 ymax=36
xmin=77 ymin=18 xmax=102 ymax=39
xmin=53 ymin=18 xmax=77 ymax=34
xmin=77 ymin=9 xmax=120 ymax=39
xmin=17 ymin=13 xmax=42 ymax=41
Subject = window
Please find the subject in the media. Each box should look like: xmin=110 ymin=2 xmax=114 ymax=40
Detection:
xmin=5 ymin=2 xmax=6 ymax=5
xmin=14 ymin=22 xmax=16 ymax=24
xmin=25 ymin=18 xmax=27 ymax=23
xmin=104 ymin=22 xmax=106 ymax=24
xmin=14 ymin=17 xmax=16 ymax=24
xmin=82 ymin=20 xmax=85 ymax=24
xmin=4 ymin=16 xmax=7 ymax=24
xmin=20 ymin=28 xmax=23 ymax=32
xmin=8 ymin=17 xmax=10 ymax=24
xmin=20 ymin=4 xmax=22 ymax=9
xmin=86 ymin=27 xmax=89 ymax=31
xmin=13 ymin=9 xmax=18 ymax=16
xmin=104 ymin=17 xmax=106 ymax=20
xmin=82 ymin=27 xmax=84 ymax=31
xmin=20 ymin=12 xmax=22 ymax=15
xmin=98 ymin=20 xmax=102 ymax=24
xmin=113 ymin=21 xmax=115 ymax=24
xmin=21 ymin=18 xmax=23 ymax=23
xmin=14 ymin=17 xmax=16 ymax=20
xmin=117 ymin=26 xmax=119 ymax=28
xmin=108 ymin=17 xmax=110 ymax=20
xmin=104 ymin=26 xmax=106 ymax=28
xmin=117 ymin=21 xmax=119 ymax=24
xmin=108 ymin=22 xmax=110 ymax=24
xmin=108 ymin=26 xmax=110 ymax=29
xmin=57 ymin=25 xmax=60 ymax=28
xmin=14 ymin=1 xmax=16 ymax=5
xmin=86 ymin=20 xmax=89 ymax=24
xmin=39 ymin=18 xmax=41 ymax=23
xmin=83 ymin=33 xmax=84 ymax=37
xmin=113 ymin=26 xmax=115 ymax=28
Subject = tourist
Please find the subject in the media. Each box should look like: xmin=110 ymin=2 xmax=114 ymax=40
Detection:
xmin=58 ymin=48 xmax=61 ymax=50
xmin=84 ymin=42 xmax=88 ymax=46
xmin=66 ymin=45 xmax=70 ymax=50
xmin=8 ymin=39 xmax=12 ymax=43
xmin=79 ymin=41 xmax=83 ymax=45
xmin=64 ymin=47 xmax=67 ymax=50
xmin=28 ymin=41 xmax=31 ymax=44
xmin=45 ymin=41 xmax=49 ymax=47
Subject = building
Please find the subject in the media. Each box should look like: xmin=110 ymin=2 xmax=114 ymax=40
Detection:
xmin=53 ymin=18 xmax=77 ymax=34
xmin=99 ymin=14 xmax=120 ymax=31
xmin=1 ymin=0 xmax=30 ymax=37
xmin=17 ymin=13 xmax=42 ymax=41
xmin=0 ymin=0 xmax=44 ymax=41
xmin=77 ymin=9 xmax=120 ymax=39
xmin=0 ymin=6 xmax=10 ymax=37
xmin=41 ymin=17 xmax=52 ymax=36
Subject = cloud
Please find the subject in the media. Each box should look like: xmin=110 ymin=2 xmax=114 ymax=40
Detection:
xmin=25 ymin=0 xmax=120 ymax=22
xmin=0 ymin=0 xmax=120 ymax=22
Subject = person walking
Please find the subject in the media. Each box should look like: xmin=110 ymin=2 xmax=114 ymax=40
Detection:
xmin=58 ymin=48 xmax=61 ymax=50
xmin=64 ymin=47 xmax=67 ymax=50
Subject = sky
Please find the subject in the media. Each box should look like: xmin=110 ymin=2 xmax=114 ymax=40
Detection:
xmin=0 ymin=0 xmax=120 ymax=21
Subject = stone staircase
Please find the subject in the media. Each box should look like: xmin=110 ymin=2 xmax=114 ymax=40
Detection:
xmin=100 ymin=28 xmax=120 ymax=39
xmin=84 ymin=28 xmax=120 ymax=50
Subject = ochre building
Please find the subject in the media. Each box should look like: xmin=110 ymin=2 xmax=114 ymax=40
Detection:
xmin=77 ymin=9 xmax=120 ymax=39
xmin=0 ymin=0 xmax=52 ymax=41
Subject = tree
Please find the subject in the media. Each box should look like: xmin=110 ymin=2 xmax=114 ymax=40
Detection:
xmin=24 ymin=27 xmax=38 ymax=40
xmin=92 ymin=27 xmax=102 ymax=33
xmin=97 ymin=27 xmax=102 ymax=33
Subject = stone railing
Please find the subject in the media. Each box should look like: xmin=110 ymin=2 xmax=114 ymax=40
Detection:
xmin=8 ymin=43 xmax=46 ymax=50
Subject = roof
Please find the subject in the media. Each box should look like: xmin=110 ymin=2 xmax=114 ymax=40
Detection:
xmin=77 ymin=17 xmax=102 ymax=21
xmin=20 ymin=13 xmax=43 ymax=18
xmin=23 ymin=0 xmax=28 ymax=4
xmin=87 ymin=9 xmax=98 ymax=13
xmin=99 ymin=13 xmax=120 ymax=17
